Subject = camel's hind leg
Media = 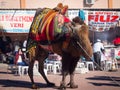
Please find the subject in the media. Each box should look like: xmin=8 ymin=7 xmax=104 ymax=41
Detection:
xmin=36 ymin=46 xmax=55 ymax=87
xmin=28 ymin=46 xmax=36 ymax=89
xmin=28 ymin=60 xmax=36 ymax=88
xmin=38 ymin=59 xmax=55 ymax=87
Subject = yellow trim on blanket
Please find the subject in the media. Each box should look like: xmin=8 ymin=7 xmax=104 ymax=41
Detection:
xmin=31 ymin=8 xmax=49 ymax=34
xmin=31 ymin=14 xmax=43 ymax=34
xmin=40 ymin=9 xmax=55 ymax=33
xmin=46 ymin=12 xmax=57 ymax=42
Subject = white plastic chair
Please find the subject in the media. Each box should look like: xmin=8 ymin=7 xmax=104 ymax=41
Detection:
xmin=105 ymin=60 xmax=112 ymax=71
xmin=85 ymin=61 xmax=94 ymax=71
xmin=7 ymin=64 xmax=16 ymax=73
xmin=52 ymin=61 xmax=62 ymax=74
xmin=33 ymin=61 xmax=40 ymax=75
xmin=7 ymin=64 xmax=22 ymax=75
xmin=44 ymin=60 xmax=62 ymax=74
xmin=76 ymin=62 xmax=89 ymax=74
xmin=21 ymin=66 xmax=29 ymax=75
xmin=105 ymin=59 xmax=118 ymax=71
xmin=14 ymin=65 xmax=22 ymax=75
xmin=44 ymin=63 xmax=53 ymax=73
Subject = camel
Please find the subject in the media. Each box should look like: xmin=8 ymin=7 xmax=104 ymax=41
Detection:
xmin=26 ymin=3 xmax=93 ymax=89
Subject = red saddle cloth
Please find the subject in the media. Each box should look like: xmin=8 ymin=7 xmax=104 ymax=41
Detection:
xmin=29 ymin=8 xmax=71 ymax=45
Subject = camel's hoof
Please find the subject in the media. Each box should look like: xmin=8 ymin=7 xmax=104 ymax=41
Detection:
xmin=67 ymin=83 xmax=78 ymax=88
xmin=59 ymin=86 xmax=66 ymax=90
xmin=59 ymin=84 xmax=66 ymax=90
xmin=47 ymin=82 xmax=55 ymax=87
xmin=32 ymin=84 xmax=38 ymax=89
xmin=70 ymin=84 xmax=78 ymax=88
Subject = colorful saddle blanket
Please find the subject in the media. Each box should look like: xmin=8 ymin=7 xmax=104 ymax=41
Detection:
xmin=27 ymin=8 xmax=71 ymax=50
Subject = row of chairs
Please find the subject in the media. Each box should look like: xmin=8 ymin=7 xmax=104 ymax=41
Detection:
xmin=7 ymin=59 xmax=118 ymax=76
xmin=7 ymin=61 xmax=94 ymax=75
xmin=7 ymin=60 xmax=61 ymax=75
xmin=7 ymin=64 xmax=28 ymax=75
xmin=75 ymin=61 xmax=94 ymax=74
xmin=7 ymin=61 xmax=47 ymax=76
xmin=44 ymin=60 xmax=62 ymax=74
xmin=75 ymin=59 xmax=118 ymax=73
xmin=103 ymin=59 xmax=118 ymax=71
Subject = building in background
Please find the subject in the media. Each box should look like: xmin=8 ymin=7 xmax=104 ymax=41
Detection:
xmin=0 ymin=0 xmax=120 ymax=43
xmin=0 ymin=0 xmax=120 ymax=9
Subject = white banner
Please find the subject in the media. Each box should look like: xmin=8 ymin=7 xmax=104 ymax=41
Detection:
xmin=0 ymin=10 xmax=35 ymax=33
xmin=67 ymin=9 xmax=88 ymax=24
xmin=67 ymin=9 xmax=79 ymax=20
xmin=0 ymin=9 xmax=120 ymax=33
xmin=88 ymin=11 xmax=120 ymax=32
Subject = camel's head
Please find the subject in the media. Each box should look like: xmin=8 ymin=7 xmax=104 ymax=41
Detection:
xmin=71 ymin=17 xmax=93 ymax=60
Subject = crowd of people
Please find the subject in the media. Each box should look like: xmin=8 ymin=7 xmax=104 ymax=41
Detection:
xmin=93 ymin=39 xmax=118 ymax=71
xmin=0 ymin=36 xmax=28 ymax=66
xmin=78 ymin=38 xmax=118 ymax=71
xmin=0 ymin=35 xmax=118 ymax=71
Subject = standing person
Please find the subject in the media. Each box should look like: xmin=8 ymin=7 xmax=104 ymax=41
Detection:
xmin=23 ymin=39 xmax=27 ymax=49
xmin=22 ymin=39 xmax=27 ymax=59
xmin=93 ymin=39 xmax=105 ymax=70
xmin=13 ymin=39 xmax=20 ymax=55
xmin=101 ymin=50 xmax=107 ymax=70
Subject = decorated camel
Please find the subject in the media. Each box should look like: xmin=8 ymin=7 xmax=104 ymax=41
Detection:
xmin=26 ymin=3 xmax=93 ymax=89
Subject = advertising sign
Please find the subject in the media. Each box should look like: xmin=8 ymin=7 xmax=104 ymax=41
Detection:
xmin=88 ymin=11 xmax=120 ymax=32
xmin=0 ymin=10 xmax=35 ymax=33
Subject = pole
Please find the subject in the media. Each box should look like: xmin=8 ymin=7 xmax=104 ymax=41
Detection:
xmin=20 ymin=0 xmax=26 ymax=9
xmin=108 ymin=0 xmax=113 ymax=9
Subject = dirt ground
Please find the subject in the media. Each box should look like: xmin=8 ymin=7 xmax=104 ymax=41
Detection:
xmin=0 ymin=62 xmax=120 ymax=90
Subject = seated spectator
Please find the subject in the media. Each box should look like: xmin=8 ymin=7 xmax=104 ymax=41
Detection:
xmin=14 ymin=48 xmax=28 ymax=66
xmin=6 ymin=51 xmax=14 ymax=64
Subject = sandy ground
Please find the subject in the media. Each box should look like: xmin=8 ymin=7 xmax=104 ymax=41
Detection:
xmin=0 ymin=63 xmax=120 ymax=90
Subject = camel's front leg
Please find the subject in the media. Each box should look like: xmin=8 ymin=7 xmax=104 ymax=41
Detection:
xmin=68 ymin=56 xmax=79 ymax=88
xmin=60 ymin=71 xmax=68 ymax=90
xmin=59 ymin=52 xmax=70 ymax=89
xmin=69 ymin=73 xmax=78 ymax=88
